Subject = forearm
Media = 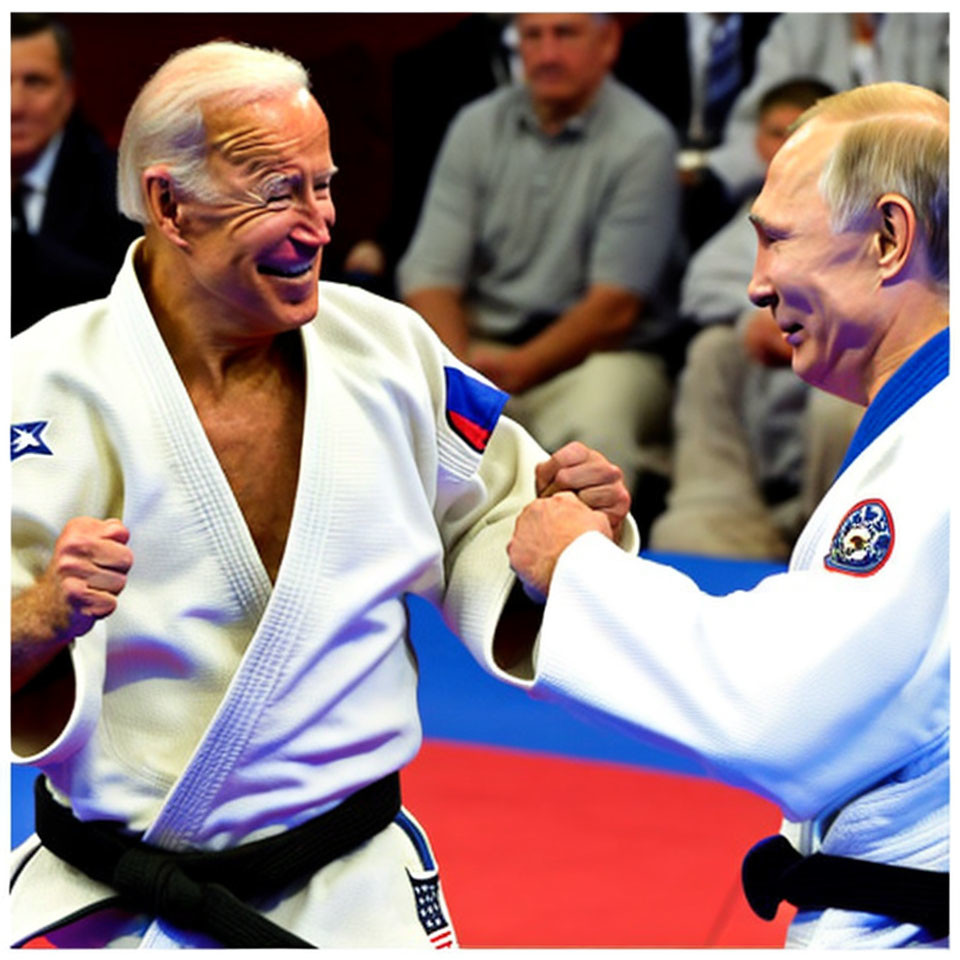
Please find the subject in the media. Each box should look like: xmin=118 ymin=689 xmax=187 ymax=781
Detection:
xmin=512 ymin=286 xmax=642 ymax=391
xmin=404 ymin=287 xmax=473 ymax=359
xmin=11 ymin=577 xmax=76 ymax=694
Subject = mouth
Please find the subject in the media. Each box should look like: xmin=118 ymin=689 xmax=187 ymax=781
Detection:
xmin=257 ymin=259 xmax=316 ymax=279
xmin=781 ymin=321 xmax=804 ymax=344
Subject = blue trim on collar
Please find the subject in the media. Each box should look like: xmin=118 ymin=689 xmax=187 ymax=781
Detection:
xmin=835 ymin=327 xmax=949 ymax=479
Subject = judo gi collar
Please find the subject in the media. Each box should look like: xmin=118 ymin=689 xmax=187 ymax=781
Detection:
xmin=835 ymin=327 xmax=949 ymax=481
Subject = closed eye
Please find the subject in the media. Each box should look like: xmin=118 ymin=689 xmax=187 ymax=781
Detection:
xmin=748 ymin=212 xmax=788 ymax=246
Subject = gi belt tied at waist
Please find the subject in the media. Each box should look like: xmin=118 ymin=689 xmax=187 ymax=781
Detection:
xmin=33 ymin=771 xmax=402 ymax=948
xmin=742 ymin=834 xmax=949 ymax=939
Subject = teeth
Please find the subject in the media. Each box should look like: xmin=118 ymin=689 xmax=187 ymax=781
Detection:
xmin=258 ymin=263 xmax=312 ymax=278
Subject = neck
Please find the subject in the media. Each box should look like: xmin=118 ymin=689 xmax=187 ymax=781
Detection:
xmin=136 ymin=236 xmax=287 ymax=394
xmin=865 ymin=292 xmax=948 ymax=404
xmin=531 ymin=83 xmax=601 ymax=136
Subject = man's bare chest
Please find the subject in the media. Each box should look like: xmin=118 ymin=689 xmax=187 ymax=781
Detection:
xmin=196 ymin=386 xmax=305 ymax=582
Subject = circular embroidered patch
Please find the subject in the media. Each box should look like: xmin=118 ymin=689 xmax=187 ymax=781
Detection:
xmin=823 ymin=498 xmax=895 ymax=576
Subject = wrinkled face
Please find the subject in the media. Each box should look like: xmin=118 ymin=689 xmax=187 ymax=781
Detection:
xmin=748 ymin=121 xmax=882 ymax=401
xmin=11 ymin=29 xmax=75 ymax=172
xmin=173 ymin=89 xmax=337 ymax=335
xmin=516 ymin=13 xmax=617 ymax=115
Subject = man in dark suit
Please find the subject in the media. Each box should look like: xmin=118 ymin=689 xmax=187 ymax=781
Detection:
xmin=615 ymin=13 xmax=778 ymax=250
xmin=11 ymin=13 xmax=141 ymax=335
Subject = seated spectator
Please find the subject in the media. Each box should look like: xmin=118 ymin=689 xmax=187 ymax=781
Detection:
xmin=703 ymin=13 xmax=950 ymax=207
xmin=615 ymin=12 xmax=779 ymax=250
xmin=650 ymin=79 xmax=863 ymax=560
xmin=11 ymin=13 xmax=141 ymax=335
xmin=398 ymin=12 xmax=680 ymax=508
xmin=340 ymin=14 xmax=520 ymax=297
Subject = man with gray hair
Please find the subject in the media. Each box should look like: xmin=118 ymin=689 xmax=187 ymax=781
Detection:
xmin=10 ymin=39 xmax=633 ymax=948
xmin=504 ymin=82 xmax=949 ymax=947
xmin=398 ymin=12 xmax=680 ymax=510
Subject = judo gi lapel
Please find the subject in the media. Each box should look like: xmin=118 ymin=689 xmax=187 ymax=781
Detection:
xmin=114 ymin=261 xmax=337 ymax=851
xmin=834 ymin=328 xmax=949 ymax=481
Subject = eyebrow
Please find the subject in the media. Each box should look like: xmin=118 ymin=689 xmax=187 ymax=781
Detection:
xmin=255 ymin=165 xmax=340 ymax=186
xmin=748 ymin=212 xmax=787 ymax=238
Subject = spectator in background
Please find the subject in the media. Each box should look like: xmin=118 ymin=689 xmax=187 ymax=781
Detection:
xmin=615 ymin=12 xmax=779 ymax=251
xmin=341 ymin=14 xmax=521 ymax=296
xmin=11 ymin=13 xmax=141 ymax=336
xmin=650 ymin=79 xmax=862 ymax=560
xmin=398 ymin=13 xmax=679 ymax=517
xmin=702 ymin=13 xmax=950 ymax=210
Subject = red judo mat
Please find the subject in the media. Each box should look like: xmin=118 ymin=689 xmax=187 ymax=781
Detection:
xmin=402 ymin=739 xmax=795 ymax=948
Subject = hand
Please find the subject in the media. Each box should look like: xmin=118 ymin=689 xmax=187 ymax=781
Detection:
xmin=12 ymin=517 xmax=133 ymax=695
xmin=467 ymin=342 xmax=532 ymax=394
xmin=742 ymin=308 xmax=793 ymax=367
xmin=45 ymin=516 xmax=133 ymax=638
xmin=343 ymin=239 xmax=386 ymax=276
xmin=508 ymin=492 xmax=612 ymax=599
xmin=535 ymin=441 xmax=631 ymax=542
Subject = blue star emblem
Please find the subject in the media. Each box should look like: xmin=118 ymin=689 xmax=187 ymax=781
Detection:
xmin=11 ymin=421 xmax=53 ymax=461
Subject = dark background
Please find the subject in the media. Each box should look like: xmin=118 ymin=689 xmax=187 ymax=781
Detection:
xmin=54 ymin=13 xmax=646 ymax=278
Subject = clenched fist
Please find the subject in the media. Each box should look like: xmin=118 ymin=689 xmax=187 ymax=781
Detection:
xmin=507 ymin=492 xmax=611 ymax=600
xmin=48 ymin=516 xmax=133 ymax=634
xmin=12 ymin=516 xmax=133 ymax=693
xmin=535 ymin=441 xmax=631 ymax=542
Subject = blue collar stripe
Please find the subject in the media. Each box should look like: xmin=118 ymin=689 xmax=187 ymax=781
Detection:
xmin=835 ymin=327 xmax=949 ymax=479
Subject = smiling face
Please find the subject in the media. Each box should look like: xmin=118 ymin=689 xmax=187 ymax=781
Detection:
xmin=170 ymin=88 xmax=336 ymax=337
xmin=747 ymin=120 xmax=883 ymax=403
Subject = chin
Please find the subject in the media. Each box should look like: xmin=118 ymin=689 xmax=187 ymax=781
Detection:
xmin=288 ymin=295 xmax=321 ymax=327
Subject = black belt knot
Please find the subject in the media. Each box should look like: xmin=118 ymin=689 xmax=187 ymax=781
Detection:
xmin=742 ymin=834 xmax=949 ymax=940
xmin=32 ymin=772 xmax=402 ymax=948
xmin=113 ymin=848 xmax=208 ymax=931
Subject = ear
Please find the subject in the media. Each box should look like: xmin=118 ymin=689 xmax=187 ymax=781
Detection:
xmin=602 ymin=16 xmax=623 ymax=67
xmin=874 ymin=192 xmax=916 ymax=282
xmin=142 ymin=166 xmax=189 ymax=250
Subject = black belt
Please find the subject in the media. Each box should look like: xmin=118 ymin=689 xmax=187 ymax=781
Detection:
xmin=33 ymin=771 xmax=402 ymax=948
xmin=742 ymin=834 xmax=949 ymax=939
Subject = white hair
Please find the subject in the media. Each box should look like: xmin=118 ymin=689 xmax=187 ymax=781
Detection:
xmin=118 ymin=40 xmax=309 ymax=224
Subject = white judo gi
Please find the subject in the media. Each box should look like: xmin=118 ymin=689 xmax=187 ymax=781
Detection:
xmin=10 ymin=242 xmax=602 ymax=948
xmin=498 ymin=329 xmax=949 ymax=948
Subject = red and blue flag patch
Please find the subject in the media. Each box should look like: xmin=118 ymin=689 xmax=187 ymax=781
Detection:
xmin=444 ymin=367 xmax=508 ymax=454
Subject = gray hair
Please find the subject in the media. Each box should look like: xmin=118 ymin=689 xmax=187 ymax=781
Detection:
xmin=117 ymin=40 xmax=309 ymax=224
xmin=796 ymin=82 xmax=948 ymax=286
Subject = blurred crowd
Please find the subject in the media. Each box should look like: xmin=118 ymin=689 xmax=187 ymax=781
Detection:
xmin=11 ymin=11 xmax=950 ymax=560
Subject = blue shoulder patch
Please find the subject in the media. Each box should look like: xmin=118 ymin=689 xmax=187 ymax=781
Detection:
xmin=823 ymin=498 xmax=895 ymax=576
xmin=444 ymin=367 xmax=508 ymax=453
xmin=11 ymin=421 xmax=53 ymax=461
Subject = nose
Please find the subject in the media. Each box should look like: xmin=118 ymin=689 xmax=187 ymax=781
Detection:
xmin=748 ymin=281 xmax=777 ymax=311
xmin=747 ymin=253 xmax=778 ymax=311
xmin=291 ymin=193 xmax=335 ymax=246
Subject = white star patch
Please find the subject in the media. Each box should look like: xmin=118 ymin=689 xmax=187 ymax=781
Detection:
xmin=11 ymin=421 xmax=53 ymax=461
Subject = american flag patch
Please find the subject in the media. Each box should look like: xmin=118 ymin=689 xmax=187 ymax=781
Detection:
xmin=444 ymin=366 xmax=508 ymax=453
xmin=408 ymin=870 xmax=455 ymax=948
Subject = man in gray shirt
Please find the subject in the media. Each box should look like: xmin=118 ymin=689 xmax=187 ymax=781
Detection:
xmin=398 ymin=13 xmax=679 ymax=496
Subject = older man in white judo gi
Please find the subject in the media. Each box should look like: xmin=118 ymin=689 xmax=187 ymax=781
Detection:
xmin=505 ymin=82 xmax=949 ymax=948
xmin=9 ymin=40 xmax=633 ymax=948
